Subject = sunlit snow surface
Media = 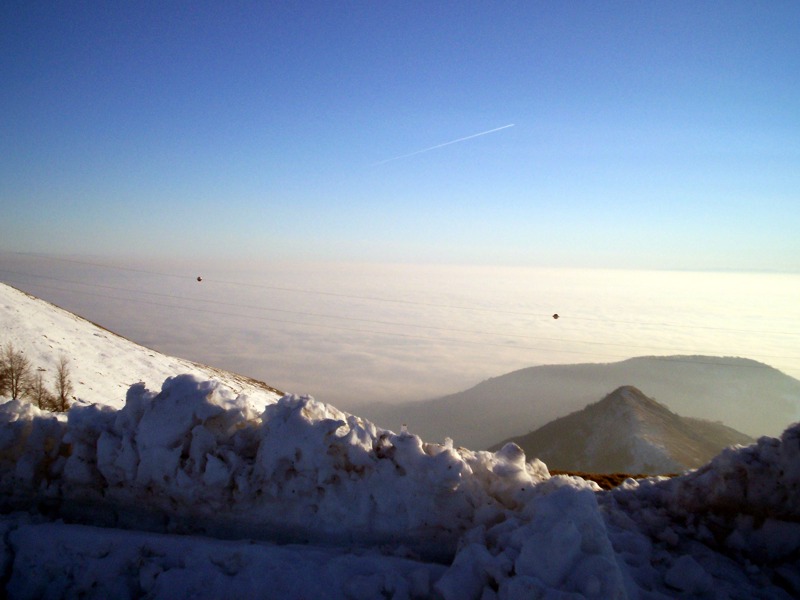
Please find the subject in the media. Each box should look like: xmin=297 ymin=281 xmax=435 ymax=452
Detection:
xmin=2 ymin=375 xmax=799 ymax=598
xmin=0 ymin=283 xmax=283 ymax=413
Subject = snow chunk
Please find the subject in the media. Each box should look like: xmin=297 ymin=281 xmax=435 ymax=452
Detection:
xmin=665 ymin=555 xmax=713 ymax=594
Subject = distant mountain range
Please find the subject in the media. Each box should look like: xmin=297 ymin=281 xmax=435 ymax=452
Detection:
xmin=490 ymin=385 xmax=754 ymax=474
xmin=352 ymin=356 xmax=800 ymax=450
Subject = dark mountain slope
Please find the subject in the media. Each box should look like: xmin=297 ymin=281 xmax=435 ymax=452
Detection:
xmin=353 ymin=356 xmax=799 ymax=450
xmin=490 ymin=385 xmax=754 ymax=474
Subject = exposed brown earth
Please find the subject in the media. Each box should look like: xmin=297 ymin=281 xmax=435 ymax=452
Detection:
xmin=549 ymin=470 xmax=677 ymax=490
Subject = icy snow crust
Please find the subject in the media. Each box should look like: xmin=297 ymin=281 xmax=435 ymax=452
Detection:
xmin=2 ymin=375 xmax=800 ymax=598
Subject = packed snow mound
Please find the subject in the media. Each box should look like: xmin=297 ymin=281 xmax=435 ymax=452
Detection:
xmin=0 ymin=374 xmax=549 ymax=560
xmin=450 ymin=423 xmax=800 ymax=599
xmin=3 ymin=375 xmax=800 ymax=598
xmin=599 ymin=424 xmax=800 ymax=597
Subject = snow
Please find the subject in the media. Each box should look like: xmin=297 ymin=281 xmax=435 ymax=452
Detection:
xmin=4 ymin=516 xmax=445 ymax=600
xmin=0 ymin=283 xmax=282 ymax=412
xmin=2 ymin=281 xmax=800 ymax=597
xmin=1 ymin=374 xmax=550 ymax=561
xmin=2 ymin=375 xmax=799 ymax=597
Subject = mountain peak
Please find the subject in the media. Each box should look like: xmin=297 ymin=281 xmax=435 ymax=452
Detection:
xmin=594 ymin=386 xmax=671 ymax=421
xmin=606 ymin=384 xmax=645 ymax=400
xmin=490 ymin=385 xmax=754 ymax=474
xmin=599 ymin=385 xmax=652 ymax=407
xmin=356 ymin=356 xmax=799 ymax=451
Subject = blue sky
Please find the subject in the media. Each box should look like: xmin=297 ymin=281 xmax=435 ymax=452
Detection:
xmin=2 ymin=1 xmax=799 ymax=270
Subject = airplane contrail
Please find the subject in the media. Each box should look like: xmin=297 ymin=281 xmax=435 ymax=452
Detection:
xmin=372 ymin=123 xmax=515 ymax=166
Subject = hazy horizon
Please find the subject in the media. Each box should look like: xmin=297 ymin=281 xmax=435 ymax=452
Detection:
xmin=2 ymin=253 xmax=798 ymax=410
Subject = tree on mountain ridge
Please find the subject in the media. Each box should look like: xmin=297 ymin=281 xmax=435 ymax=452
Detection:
xmin=1 ymin=342 xmax=32 ymax=400
xmin=30 ymin=369 xmax=56 ymax=410
xmin=53 ymin=355 xmax=73 ymax=412
xmin=1 ymin=343 xmax=72 ymax=412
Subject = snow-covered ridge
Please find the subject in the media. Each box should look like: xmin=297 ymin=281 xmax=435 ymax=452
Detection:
xmin=0 ymin=282 xmax=283 ymax=411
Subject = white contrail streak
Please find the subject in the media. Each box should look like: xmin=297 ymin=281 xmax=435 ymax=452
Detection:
xmin=373 ymin=123 xmax=515 ymax=166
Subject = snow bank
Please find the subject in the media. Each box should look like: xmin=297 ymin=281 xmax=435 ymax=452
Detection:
xmin=601 ymin=425 xmax=800 ymax=598
xmin=0 ymin=374 xmax=548 ymax=560
xmin=436 ymin=476 xmax=627 ymax=598
xmin=2 ymin=375 xmax=800 ymax=598
xmin=2 ymin=515 xmax=445 ymax=600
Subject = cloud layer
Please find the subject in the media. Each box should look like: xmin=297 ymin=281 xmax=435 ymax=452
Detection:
xmin=2 ymin=254 xmax=798 ymax=409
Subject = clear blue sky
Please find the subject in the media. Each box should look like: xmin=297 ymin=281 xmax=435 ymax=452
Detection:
xmin=2 ymin=1 xmax=799 ymax=270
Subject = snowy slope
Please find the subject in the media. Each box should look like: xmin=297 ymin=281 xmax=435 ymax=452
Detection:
xmin=2 ymin=284 xmax=800 ymax=598
xmin=491 ymin=386 xmax=754 ymax=474
xmin=0 ymin=283 xmax=283 ymax=411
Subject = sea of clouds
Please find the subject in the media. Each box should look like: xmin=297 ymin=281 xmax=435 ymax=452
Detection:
xmin=1 ymin=253 xmax=798 ymax=410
